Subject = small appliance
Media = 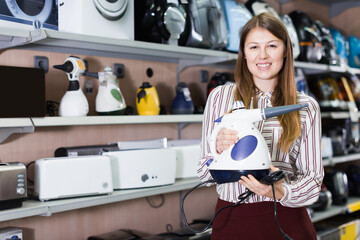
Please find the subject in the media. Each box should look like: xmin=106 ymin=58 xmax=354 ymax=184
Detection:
xmin=294 ymin=68 xmax=309 ymax=94
xmin=245 ymin=0 xmax=281 ymax=19
xmin=0 ymin=162 xmax=27 ymax=210
xmin=323 ymin=169 xmax=349 ymax=205
xmin=102 ymin=148 xmax=176 ymax=189
xmin=135 ymin=0 xmax=188 ymax=45
xmin=115 ymin=138 xmax=168 ymax=150
xmin=346 ymin=165 xmax=360 ymax=196
xmin=308 ymin=184 xmax=332 ymax=211
xmin=0 ymin=0 xmax=58 ymax=30
xmin=84 ymin=66 xmax=127 ymax=115
xmin=0 ymin=227 xmax=22 ymax=240
xmin=171 ymin=82 xmax=194 ymax=114
xmin=289 ymin=10 xmax=323 ymax=63
xmin=182 ymin=0 xmax=227 ymax=49
xmin=314 ymin=20 xmax=339 ymax=66
xmin=307 ymin=75 xmax=348 ymax=111
xmin=168 ymin=139 xmax=201 ymax=179
xmin=207 ymin=72 xmax=233 ymax=96
xmin=0 ymin=65 xmax=46 ymax=117
xmin=58 ymin=0 xmax=134 ymax=40
xmin=329 ymin=28 xmax=348 ymax=67
xmin=208 ymin=101 xmax=308 ymax=184
xmin=348 ymin=35 xmax=360 ymax=69
xmin=54 ymin=143 xmax=120 ymax=157
xmin=321 ymin=136 xmax=333 ymax=158
xmin=53 ymin=56 xmax=89 ymax=117
xmin=136 ymin=82 xmax=160 ymax=115
xmin=281 ymin=14 xmax=300 ymax=60
xmin=220 ymin=0 xmax=252 ymax=52
xmin=34 ymin=156 xmax=113 ymax=201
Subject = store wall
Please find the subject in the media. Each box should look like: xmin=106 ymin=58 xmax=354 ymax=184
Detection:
xmin=0 ymin=48 xmax=222 ymax=239
xmin=1 ymin=0 xmax=360 ymax=239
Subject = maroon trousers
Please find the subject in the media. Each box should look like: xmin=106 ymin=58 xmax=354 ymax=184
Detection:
xmin=211 ymin=198 xmax=317 ymax=240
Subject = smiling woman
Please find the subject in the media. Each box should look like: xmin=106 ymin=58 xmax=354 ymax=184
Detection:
xmin=198 ymin=12 xmax=323 ymax=240
xmin=244 ymin=28 xmax=286 ymax=92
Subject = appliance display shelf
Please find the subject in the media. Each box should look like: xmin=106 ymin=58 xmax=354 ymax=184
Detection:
xmin=0 ymin=178 xmax=201 ymax=222
xmin=312 ymin=197 xmax=360 ymax=223
xmin=1 ymin=28 xmax=360 ymax=74
xmin=322 ymin=153 xmax=360 ymax=166
xmin=31 ymin=114 xmax=203 ymax=127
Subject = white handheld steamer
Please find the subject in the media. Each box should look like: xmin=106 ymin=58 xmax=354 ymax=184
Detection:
xmin=208 ymin=101 xmax=308 ymax=184
xmin=53 ymin=56 xmax=89 ymax=117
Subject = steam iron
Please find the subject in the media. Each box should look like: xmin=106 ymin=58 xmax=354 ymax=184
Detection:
xmin=348 ymin=35 xmax=360 ymax=69
xmin=208 ymin=101 xmax=308 ymax=184
xmin=329 ymin=28 xmax=347 ymax=67
xmin=53 ymin=56 xmax=89 ymax=117
xmin=220 ymin=0 xmax=252 ymax=52
xmin=84 ymin=66 xmax=127 ymax=115
xmin=281 ymin=14 xmax=300 ymax=59
xmin=245 ymin=0 xmax=281 ymax=19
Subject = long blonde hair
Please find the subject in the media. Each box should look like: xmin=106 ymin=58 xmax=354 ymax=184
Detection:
xmin=234 ymin=13 xmax=301 ymax=152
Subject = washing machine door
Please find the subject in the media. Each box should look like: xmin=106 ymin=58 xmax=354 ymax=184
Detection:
xmin=5 ymin=0 xmax=53 ymax=28
xmin=92 ymin=0 xmax=128 ymax=20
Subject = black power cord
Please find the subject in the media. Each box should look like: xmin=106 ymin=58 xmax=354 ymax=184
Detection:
xmin=181 ymin=170 xmax=293 ymax=240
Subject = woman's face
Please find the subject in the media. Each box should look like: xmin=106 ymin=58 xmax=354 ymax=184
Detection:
xmin=244 ymin=27 xmax=286 ymax=91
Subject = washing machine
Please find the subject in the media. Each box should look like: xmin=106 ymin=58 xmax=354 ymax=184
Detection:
xmin=58 ymin=0 xmax=134 ymax=40
xmin=0 ymin=0 xmax=58 ymax=30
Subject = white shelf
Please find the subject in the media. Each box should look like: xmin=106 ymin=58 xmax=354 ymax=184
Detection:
xmin=312 ymin=197 xmax=360 ymax=223
xmin=0 ymin=178 xmax=201 ymax=222
xmin=31 ymin=114 xmax=203 ymax=127
xmin=2 ymin=28 xmax=360 ymax=74
xmin=323 ymin=153 xmax=360 ymax=166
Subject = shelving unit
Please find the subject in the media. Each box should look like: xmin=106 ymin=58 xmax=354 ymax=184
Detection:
xmin=1 ymin=23 xmax=360 ymax=233
xmin=0 ymin=152 xmax=358 ymax=223
xmin=312 ymin=197 xmax=360 ymax=223
xmin=31 ymin=114 xmax=203 ymax=127
xmin=0 ymin=178 xmax=201 ymax=222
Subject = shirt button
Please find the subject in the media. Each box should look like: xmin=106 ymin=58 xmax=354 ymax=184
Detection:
xmin=262 ymin=93 xmax=265 ymax=97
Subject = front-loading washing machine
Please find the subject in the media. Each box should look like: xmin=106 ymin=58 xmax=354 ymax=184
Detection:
xmin=58 ymin=0 xmax=134 ymax=40
xmin=0 ymin=0 xmax=58 ymax=30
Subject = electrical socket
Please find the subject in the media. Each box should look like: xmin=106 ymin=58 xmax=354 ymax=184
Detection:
xmin=113 ymin=63 xmax=125 ymax=78
xmin=34 ymin=56 xmax=49 ymax=73
xmin=200 ymin=70 xmax=209 ymax=83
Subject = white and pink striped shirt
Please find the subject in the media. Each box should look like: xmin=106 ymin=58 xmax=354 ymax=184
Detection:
xmin=198 ymin=83 xmax=324 ymax=207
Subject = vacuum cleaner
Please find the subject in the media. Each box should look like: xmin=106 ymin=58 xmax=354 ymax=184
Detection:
xmin=182 ymin=101 xmax=308 ymax=240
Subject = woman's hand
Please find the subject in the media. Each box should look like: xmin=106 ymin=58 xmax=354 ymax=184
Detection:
xmin=239 ymin=165 xmax=285 ymax=200
xmin=216 ymin=128 xmax=239 ymax=154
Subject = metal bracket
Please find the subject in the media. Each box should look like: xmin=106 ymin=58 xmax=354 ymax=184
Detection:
xmin=0 ymin=125 xmax=35 ymax=143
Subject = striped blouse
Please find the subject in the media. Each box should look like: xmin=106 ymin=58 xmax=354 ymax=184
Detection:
xmin=198 ymin=83 xmax=324 ymax=207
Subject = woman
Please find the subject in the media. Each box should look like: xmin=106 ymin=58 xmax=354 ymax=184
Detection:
xmin=198 ymin=13 xmax=323 ymax=240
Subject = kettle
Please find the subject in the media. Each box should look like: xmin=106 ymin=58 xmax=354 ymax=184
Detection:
xmin=171 ymin=82 xmax=194 ymax=114
xmin=136 ymin=82 xmax=160 ymax=115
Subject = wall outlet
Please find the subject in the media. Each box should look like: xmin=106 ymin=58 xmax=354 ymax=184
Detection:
xmin=113 ymin=63 xmax=125 ymax=78
xmin=34 ymin=56 xmax=49 ymax=73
